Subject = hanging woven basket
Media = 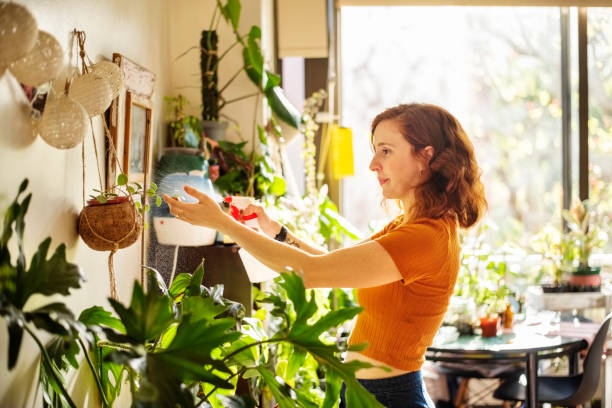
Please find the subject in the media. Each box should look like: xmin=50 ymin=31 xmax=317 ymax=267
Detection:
xmin=39 ymin=94 xmax=89 ymax=149
xmin=78 ymin=198 xmax=142 ymax=251
xmin=91 ymin=61 xmax=124 ymax=99
xmin=69 ymin=71 xmax=113 ymax=116
xmin=0 ymin=2 xmax=38 ymax=65
xmin=9 ymin=30 xmax=63 ymax=87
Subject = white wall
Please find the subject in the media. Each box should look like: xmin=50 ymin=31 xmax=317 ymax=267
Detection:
xmin=0 ymin=1 xmax=271 ymax=406
xmin=0 ymin=1 xmax=171 ymax=406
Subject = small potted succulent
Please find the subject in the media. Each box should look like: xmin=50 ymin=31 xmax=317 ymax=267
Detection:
xmin=563 ymin=198 xmax=609 ymax=291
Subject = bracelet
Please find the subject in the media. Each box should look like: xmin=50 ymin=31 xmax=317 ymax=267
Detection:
xmin=274 ymin=225 xmax=288 ymax=242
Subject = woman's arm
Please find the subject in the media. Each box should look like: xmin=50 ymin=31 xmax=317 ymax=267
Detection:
xmin=241 ymin=204 xmax=327 ymax=255
xmin=163 ymin=186 xmax=402 ymax=289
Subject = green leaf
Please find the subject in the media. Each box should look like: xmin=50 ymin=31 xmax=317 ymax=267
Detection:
xmin=185 ymin=261 xmax=205 ymax=297
xmin=265 ymin=86 xmax=301 ymax=129
xmin=6 ymin=309 xmax=24 ymax=369
xmin=268 ymin=176 xmax=286 ymax=197
xmin=156 ymin=195 xmax=162 ymax=207
xmin=256 ymin=366 xmax=296 ymax=408
xmin=108 ymin=279 xmax=175 ymax=343
xmin=321 ymin=369 xmax=342 ymax=408
xmin=79 ymin=305 xmax=125 ymax=333
xmin=47 ymin=335 xmax=80 ymax=371
xmin=181 ymin=121 xmax=200 ymax=148
xmin=220 ymin=0 xmax=241 ymax=31
xmin=21 ymin=240 xmax=83 ymax=308
xmin=25 ymin=302 xmax=79 ymax=337
xmin=286 ymin=347 xmax=306 ymax=379
xmin=117 ymin=173 xmax=128 ymax=186
xmin=168 ymin=273 xmax=191 ymax=298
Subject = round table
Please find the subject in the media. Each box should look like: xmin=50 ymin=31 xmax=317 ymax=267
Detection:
xmin=426 ymin=331 xmax=588 ymax=408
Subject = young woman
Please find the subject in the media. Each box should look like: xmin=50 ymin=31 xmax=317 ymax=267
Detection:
xmin=163 ymin=103 xmax=487 ymax=408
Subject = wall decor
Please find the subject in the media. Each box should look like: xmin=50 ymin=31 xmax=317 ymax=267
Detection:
xmin=0 ymin=2 xmax=38 ymax=65
xmin=9 ymin=30 xmax=63 ymax=87
xmin=39 ymin=94 xmax=89 ymax=149
xmin=106 ymin=53 xmax=156 ymax=187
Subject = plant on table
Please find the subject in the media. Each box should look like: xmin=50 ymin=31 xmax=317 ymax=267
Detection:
xmin=530 ymin=224 xmax=575 ymax=290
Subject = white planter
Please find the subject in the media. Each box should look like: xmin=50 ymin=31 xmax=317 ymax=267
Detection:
xmin=153 ymin=216 xmax=217 ymax=246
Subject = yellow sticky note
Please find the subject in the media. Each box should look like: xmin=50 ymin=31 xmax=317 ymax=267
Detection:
xmin=331 ymin=125 xmax=354 ymax=179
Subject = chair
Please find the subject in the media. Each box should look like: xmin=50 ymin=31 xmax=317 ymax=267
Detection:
xmin=493 ymin=312 xmax=612 ymax=406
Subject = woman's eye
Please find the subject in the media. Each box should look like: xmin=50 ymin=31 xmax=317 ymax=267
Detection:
xmin=382 ymin=149 xmax=390 ymax=155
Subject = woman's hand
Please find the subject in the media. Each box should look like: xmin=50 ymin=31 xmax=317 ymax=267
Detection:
xmin=162 ymin=185 xmax=228 ymax=230
xmin=242 ymin=203 xmax=282 ymax=238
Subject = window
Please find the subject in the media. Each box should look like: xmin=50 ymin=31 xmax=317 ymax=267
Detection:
xmin=340 ymin=6 xmax=609 ymax=257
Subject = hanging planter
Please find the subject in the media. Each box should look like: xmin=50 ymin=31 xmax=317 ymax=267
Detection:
xmin=78 ymin=197 xmax=142 ymax=251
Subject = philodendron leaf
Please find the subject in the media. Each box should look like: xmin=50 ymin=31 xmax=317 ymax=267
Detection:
xmin=78 ymin=305 xmax=125 ymax=333
xmin=185 ymin=261 xmax=205 ymax=297
xmin=6 ymin=307 xmax=24 ymax=369
xmin=109 ymin=279 xmax=175 ymax=343
xmin=270 ymin=273 xmax=383 ymax=408
xmin=20 ymin=239 xmax=83 ymax=308
xmin=321 ymin=368 xmax=342 ymax=408
xmin=256 ymin=366 xmax=296 ymax=408
xmin=168 ymin=273 xmax=191 ymax=299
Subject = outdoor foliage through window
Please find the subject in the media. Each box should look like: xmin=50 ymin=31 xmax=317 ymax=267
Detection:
xmin=340 ymin=6 xmax=612 ymax=257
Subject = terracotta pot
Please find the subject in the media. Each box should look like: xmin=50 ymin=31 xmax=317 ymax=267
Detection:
xmin=479 ymin=315 xmax=500 ymax=338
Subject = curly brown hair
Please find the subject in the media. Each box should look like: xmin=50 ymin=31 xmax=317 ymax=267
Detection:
xmin=371 ymin=103 xmax=487 ymax=229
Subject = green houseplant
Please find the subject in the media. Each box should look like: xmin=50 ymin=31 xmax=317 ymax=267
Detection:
xmin=197 ymin=0 xmax=300 ymax=139
xmin=563 ymin=198 xmax=609 ymax=291
xmin=164 ymin=94 xmax=203 ymax=149
xmin=1 ymin=180 xmax=383 ymax=407
xmin=530 ymin=224 xmax=575 ymax=292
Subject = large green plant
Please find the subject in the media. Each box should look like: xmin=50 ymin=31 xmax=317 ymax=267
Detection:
xmin=0 ymin=179 xmax=85 ymax=407
xmin=200 ymin=0 xmax=300 ymax=128
xmin=68 ymin=265 xmax=382 ymax=407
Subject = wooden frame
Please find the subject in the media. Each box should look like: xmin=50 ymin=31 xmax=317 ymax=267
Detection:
xmin=106 ymin=53 xmax=156 ymax=188
xmin=123 ymin=91 xmax=153 ymax=184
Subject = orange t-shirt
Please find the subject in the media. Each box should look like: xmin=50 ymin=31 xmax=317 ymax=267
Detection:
xmin=347 ymin=215 xmax=460 ymax=372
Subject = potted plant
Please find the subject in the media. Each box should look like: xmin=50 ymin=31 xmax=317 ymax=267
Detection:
xmin=195 ymin=0 xmax=301 ymax=140
xmin=563 ymin=198 xmax=609 ymax=291
xmin=530 ymin=224 xmax=574 ymax=293
xmin=164 ymin=93 xmax=202 ymax=150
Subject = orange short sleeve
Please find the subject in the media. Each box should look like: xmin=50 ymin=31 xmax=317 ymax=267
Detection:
xmin=374 ymin=219 xmax=447 ymax=285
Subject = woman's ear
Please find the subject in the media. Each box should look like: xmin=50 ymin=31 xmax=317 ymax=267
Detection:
xmin=422 ymin=146 xmax=435 ymax=163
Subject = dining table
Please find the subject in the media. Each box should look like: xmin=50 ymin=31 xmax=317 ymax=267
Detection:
xmin=426 ymin=322 xmax=591 ymax=408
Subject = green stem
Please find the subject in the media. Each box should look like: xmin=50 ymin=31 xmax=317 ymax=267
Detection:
xmin=219 ymin=92 xmax=260 ymax=109
xmin=218 ymin=67 xmax=248 ymax=95
xmin=195 ymin=367 xmax=247 ymax=408
xmin=222 ymin=338 xmax=283 ymax=363
xmin=97 ymin=340 xmax=133 ymax=351
xmin=77 ymin=338 xmax=110 ymax=408
xmin=23 ymin=324 xmax=77 ymax=408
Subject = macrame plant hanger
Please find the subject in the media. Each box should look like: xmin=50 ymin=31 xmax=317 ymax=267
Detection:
xmin=74 ymin=30 xmax=138 ymax=300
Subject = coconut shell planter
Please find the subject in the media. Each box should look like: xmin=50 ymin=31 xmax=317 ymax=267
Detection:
xmin=78 ymin=197 xmax=142 ymax=251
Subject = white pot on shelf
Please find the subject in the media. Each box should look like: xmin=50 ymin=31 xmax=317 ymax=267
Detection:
xmin=153 ymin=216 xmax=217 ymax=246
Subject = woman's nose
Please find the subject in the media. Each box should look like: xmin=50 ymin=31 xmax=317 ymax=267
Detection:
xmin=369 ymin=156 xmax=379 ymax=172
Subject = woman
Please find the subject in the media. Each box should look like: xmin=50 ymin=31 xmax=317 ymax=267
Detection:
xmin=163 ymin=103 xmax=487 ymax=408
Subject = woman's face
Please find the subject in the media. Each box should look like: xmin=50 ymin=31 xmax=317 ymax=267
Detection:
xmin=369 ymin=120 xmax=427 ymax=201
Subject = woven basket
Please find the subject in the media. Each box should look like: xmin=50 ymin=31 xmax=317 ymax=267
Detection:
xmin=9 ymin=30 xmax=63 ymax=87
xmin=91 ymin=61 xmax=124 ymax=99
xmin=0 ymin=2 xmax=38 ymax=65
xmin=39 ymin=94 xmax=88 ymax=149
xmin=69 ymin=71 xmax=113 ymax=116
xmin=78 ymin=199 xmax=142 ymax=251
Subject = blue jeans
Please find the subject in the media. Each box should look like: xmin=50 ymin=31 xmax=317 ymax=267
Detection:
xmin=339 ymin=371 xmax=435 ymax=408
